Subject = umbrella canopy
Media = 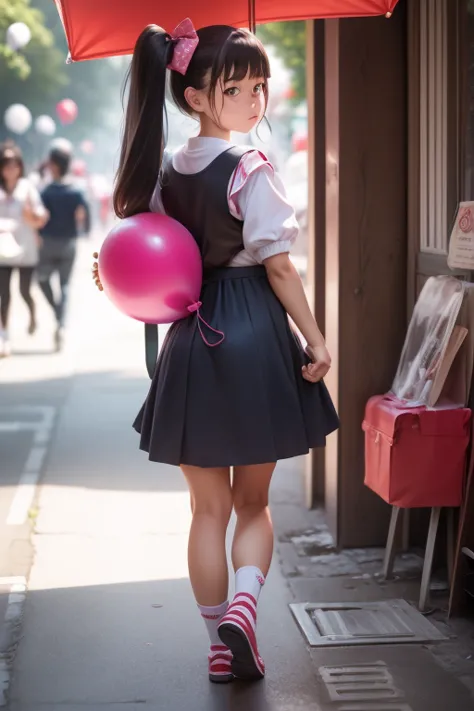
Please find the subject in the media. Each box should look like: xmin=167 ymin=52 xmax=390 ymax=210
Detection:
xmin=55 ymin=0 xmax=400 ymax=62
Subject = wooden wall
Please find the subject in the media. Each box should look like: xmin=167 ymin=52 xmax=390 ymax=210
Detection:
xmin=323 ymin=5 xmax=409 ymax=547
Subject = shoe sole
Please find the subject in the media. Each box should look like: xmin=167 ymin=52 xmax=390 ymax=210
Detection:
xmin=209 ymin=672 xmax=234 ymax=684
xmin=218 ymin=623 xmax=265 ymax=681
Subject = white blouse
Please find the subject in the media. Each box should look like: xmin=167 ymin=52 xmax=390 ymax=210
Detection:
xmin=149 ymin=137 xmax=298 ymax=267
xmin=0 ymin=178 xmax=47 ymax=267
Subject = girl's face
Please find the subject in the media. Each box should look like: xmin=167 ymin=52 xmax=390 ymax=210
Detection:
xmin=1 ymin=159 xmax=21 ymax=186
xmin=187 ymin=71 xmax=267 ymax=134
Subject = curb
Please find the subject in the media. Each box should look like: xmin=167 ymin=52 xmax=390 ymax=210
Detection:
xmin=0 ymin=577 xmax=27 ymax=707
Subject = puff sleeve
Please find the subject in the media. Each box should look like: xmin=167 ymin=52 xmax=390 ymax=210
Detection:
xmin=228 ymin=151 xmax=298 ymax=263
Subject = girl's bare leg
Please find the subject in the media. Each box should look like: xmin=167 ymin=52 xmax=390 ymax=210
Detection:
xmin=231 ymin=462 xmax=276 ymax=575
xmin=181 ymin=464 xmax=233 ymax=605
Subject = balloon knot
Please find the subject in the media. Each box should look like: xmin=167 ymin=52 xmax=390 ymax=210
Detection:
xmin=187 ymin=301 xmax=202 ymax=314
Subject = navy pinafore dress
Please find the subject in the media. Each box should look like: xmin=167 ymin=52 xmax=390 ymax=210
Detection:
xmin=133 ymin=147 xmax=339 ymax=467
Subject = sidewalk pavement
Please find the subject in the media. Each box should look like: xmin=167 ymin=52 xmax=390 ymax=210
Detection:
xmin=0 ymin=237 xmax=322 ymax=710
xmin=0 ymin=236 xmax=474 ymax=710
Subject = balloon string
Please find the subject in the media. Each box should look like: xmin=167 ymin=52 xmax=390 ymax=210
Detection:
xmin=187 ymin=301 xmax=225 ymax=347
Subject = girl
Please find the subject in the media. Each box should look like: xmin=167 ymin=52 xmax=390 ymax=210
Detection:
xmin=93 ymin=21 xmax=338 ymax=683
xmin=0 ymin=142 xmax=49 ymax=357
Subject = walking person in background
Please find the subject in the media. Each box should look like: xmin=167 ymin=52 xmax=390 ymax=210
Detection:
xmin=38 ymin=147 xmax=91 ymax=351
xmin=0 ymin=142 xmax=49 ymax=358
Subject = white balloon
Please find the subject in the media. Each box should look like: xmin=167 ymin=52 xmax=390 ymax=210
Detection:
xmin=6 ymin=22 xmax=31 ymax=51
xmin=4 ymin=104 xmax=32 ymax=135
xmin=35 ymin=115 xmax=56 ymax=136
xmin=50 ymin=137 xmax=73 ymax=154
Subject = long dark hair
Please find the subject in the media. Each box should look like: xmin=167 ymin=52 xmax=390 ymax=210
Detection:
xmin=0 ymin=141 xmax=25 ymax=192
xmin=113 ymin=24 xmax=270 ymax=219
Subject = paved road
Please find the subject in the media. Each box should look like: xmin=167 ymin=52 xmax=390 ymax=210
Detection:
xmin=0 ymin=236 xmax=322 ymax=710
xmin=2 ymin=236 xmax=474 ymax=711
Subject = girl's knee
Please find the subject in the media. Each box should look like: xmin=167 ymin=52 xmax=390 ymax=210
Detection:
xmin=233 ymin=491 xmax=269 ymax=515
xmin=232 ymin=463 xmax=275 ymax=515
xmin=20 ymin=287 xmax=33 ymax=304
xmin=181 ymin=465 xmax=233 ymax=523
xmin=192 ymin=493 xmax=233 ymax=523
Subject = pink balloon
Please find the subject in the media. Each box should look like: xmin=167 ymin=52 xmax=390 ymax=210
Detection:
xmin=71 ymin=158 xmax=86 ymax=176
xmin=292 ymin=132 xmax=308 ymax=153
xmin=80 ymin=139 xmax=94 ymax=154
xmin=56 ymin=98 xmax=78 ymax=125
xmin=98 ymin=213 xmax=203 ymax=324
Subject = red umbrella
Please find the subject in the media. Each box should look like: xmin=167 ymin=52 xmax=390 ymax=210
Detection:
xmin=54 ymin=0 xmax=400 ymax=62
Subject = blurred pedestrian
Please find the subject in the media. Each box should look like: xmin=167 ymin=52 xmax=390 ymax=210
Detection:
xmin=38 ymin=147 xmax=91 ymax=351
xmin=0 ymin=142 xmax=49 ymax=357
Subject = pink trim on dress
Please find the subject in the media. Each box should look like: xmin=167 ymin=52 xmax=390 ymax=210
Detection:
xmin=228 ymin=150 xmax=273 ymax=218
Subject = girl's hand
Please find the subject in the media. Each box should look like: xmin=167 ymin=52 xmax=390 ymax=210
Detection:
xmin=302 ymin=344 xmax=331 ymax=383
xmin=23 ymin=197 xmax=49 ymax=229
xmin=92 ymin=252 xmax=104 ymax=291
xmin=22 ymin=199 xmax=35 ymax=226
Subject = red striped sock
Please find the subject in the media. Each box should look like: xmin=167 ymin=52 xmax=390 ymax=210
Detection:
xmin=220 ymin=567 xmax=265 ymax=656
xmin=217 ymin=589 xmax=265 ymax=678
xmin=222 ymin=592 xmax=259 ymax=641
xmin=208 ymin=644 xmax=233 ymax=681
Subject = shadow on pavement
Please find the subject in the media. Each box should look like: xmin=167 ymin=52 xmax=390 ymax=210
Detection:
xmin=6 ymin=576 xmax=308 ymax=711
xmin=0 ymin=370 xmax=180 ymax=492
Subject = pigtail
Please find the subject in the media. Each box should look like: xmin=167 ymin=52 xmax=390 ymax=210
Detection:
xmin=113 ymin=25 xmax=173 ymax=219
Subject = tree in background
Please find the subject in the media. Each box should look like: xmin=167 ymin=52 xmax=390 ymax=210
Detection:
xmin=0 ymin=0 xmax=127 ymax=170
xmin=258 ymin=21 xmax=307 ymax=101
xmin=0 ymin=8 xmax=307 ymax=170
xmin=0 ymin=0 xmax=65 ymax=105
xmin=33 ymin=0 xmax=127 ymax=151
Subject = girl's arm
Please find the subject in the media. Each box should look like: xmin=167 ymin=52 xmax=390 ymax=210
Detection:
xmin=23 ymin=209 xmax=49 ymax=230
xmin=264 ymin=252 xmax=331 ymax=382
xmin=229 ymin=154 xmax=331 ymax=381
xmin=23 ymin=183 xmax=49 ymax=229
xmin=264 ymin=252 xmax=324 ymax=346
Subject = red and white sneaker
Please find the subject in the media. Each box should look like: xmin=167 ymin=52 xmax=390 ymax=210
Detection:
xmin=208 ymin=644 xmax=233 ymax=684
xmin=218 ymin=593 xmax=265 ymax=681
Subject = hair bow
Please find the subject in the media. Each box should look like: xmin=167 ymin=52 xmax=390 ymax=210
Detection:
xmin=167 ymin=18 xmax=199 ymax=75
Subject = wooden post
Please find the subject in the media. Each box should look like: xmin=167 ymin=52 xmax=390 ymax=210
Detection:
xmin=304 ymin=19 xmax=327 ymax=508
xmin=323 ymin=7 xmax=408 ymax=546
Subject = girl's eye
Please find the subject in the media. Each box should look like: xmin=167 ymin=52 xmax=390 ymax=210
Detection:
xmin=224 ymin=87 xmax=240 ymax=97
xmin=254 ymin=83 xmax=265 ymax=94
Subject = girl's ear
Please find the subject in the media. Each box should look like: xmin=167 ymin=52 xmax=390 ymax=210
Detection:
xmin=184 ymin=86 xmax=205 ymax=113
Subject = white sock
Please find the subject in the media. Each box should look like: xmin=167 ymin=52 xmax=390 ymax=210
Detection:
xmin=198 ymin=600 xmax=229 ymax=646
xmin=234 ymin=566 xmax=265 ymax=603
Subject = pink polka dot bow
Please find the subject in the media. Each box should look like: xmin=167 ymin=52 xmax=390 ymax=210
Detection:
xmin=167 ymin=18 xmax=199 ymax=75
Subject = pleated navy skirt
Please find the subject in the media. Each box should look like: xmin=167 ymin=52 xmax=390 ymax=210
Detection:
xmin=133 ymin=265 xmax=339 ymax=468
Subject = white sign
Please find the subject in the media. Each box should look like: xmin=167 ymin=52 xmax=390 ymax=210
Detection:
xmin=448 ymin=202 xmax=474 ymax=270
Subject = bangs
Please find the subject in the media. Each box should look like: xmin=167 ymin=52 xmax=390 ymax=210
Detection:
xmin=211 ymin=30 xmax=270 ymax=87
xmin=171 ymin=25 xmax=272 ymax=120
xmin=0 ymin=156 xmax=23 ymax=171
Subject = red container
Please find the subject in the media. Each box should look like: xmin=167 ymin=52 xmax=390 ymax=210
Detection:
xmin=363 ymin=395 xmax=471 ymax=508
